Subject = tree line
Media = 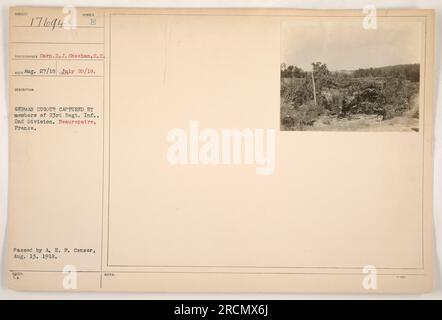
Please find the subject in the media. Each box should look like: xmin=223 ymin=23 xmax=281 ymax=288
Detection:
xmin=281 ymin=63 xmax=419 ymax=82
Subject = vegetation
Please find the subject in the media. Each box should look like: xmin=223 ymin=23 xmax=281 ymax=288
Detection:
xmin=280 ymin=62 xmax=419 ymax=131
xmin=353 ymin=64 xmax=420 ymax=82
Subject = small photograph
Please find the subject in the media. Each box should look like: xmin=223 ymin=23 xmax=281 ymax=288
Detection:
xmin=280 ymin=21 xmax=421 ymax=131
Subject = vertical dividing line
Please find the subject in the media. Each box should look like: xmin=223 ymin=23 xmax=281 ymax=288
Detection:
xmin=421 ymin=17 xmax=427 ymax=270
xmin=106 ymin=13 xmax=112 ymax=268
xmin=100 ymin=12 xmax=106 ymax=289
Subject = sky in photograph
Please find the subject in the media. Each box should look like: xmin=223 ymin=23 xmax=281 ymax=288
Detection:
xmin=281 ymin=20 xmax=422 ymax=71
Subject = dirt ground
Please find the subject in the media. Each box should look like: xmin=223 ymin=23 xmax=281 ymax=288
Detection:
xmin=307 ymin=113 xmax=419 ymax=132
xmin=307 ymin=94 xmax=420 ymax=132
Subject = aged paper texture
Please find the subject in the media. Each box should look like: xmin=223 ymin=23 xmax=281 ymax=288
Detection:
xmin=7 ymin=7 xmax=435 ymax=292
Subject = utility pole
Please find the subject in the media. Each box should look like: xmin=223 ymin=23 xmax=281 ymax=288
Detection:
xmin=311 ymin=71 xmax=317 ymax=106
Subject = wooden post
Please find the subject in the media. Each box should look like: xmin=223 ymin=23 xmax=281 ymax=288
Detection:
xmin=311 ymin=71 xmax=317 ymax=106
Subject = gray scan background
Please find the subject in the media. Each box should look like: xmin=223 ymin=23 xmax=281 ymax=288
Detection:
xmin=0 ymin=0 xmax=441 ymax=299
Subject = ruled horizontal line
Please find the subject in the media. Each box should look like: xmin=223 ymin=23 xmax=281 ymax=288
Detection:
xmin=12 ymin=25 xmax=104 ymax=28
xmin=11 ymin=41 xmax=104 ymax=45
xmin=11 ymin=75 xmax=103 ymax=78
xmin=12 ymin=58 xmax=104 ymax=61
xmin=8 ymin=270 xmax=427 ymax=276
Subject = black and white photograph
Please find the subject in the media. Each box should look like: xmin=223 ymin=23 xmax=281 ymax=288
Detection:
xmin=280 ymin=20 xmax=422 ymax=131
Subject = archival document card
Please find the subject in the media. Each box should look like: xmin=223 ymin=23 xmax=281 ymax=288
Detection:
xmin=7 ymin=7 xmax=435 ymax=293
